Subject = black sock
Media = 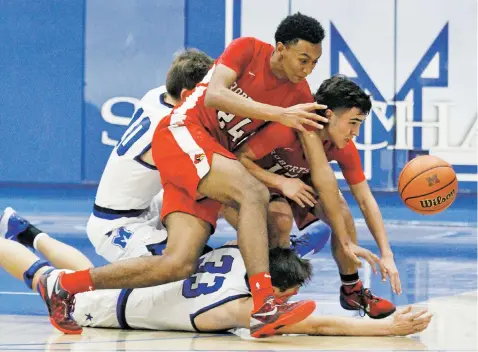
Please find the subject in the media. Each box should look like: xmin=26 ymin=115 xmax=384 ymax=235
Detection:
xmin=340 ymin=272 xmax=360 ymax=285
xmin=17 ymin=224 xmax=43 ymax=248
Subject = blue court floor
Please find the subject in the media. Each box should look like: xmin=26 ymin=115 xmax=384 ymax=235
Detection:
xmin=0 ymin=187 xmax=476 ymax=351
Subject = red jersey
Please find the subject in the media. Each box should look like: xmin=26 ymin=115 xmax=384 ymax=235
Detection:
xmin=247 ymin=123 xmax=366 ymax=185
xmin=163 ymin=37 xmax=313 ymax=151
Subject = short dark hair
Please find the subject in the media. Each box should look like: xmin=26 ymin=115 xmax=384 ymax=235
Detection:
xmin=275 ymin=12 xmax=325 ymax=46
xmin=314 ymin=74 xmax=372 ymax=116
xmin=269 ymin=247 xmax=312 ymax=291
xmin=166 ymin=49 xmax=214 ymax=100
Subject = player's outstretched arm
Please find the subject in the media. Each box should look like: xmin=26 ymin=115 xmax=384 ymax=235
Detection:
xmin=205 ymin=64 xmax=327 ymax=131
xmin=349 ymin=180 xmax=402 ymax=294
xmin=276 ymin=306 xmax=432 ymax=336
xmin=298 ymin=131 xmax=361 ymax=266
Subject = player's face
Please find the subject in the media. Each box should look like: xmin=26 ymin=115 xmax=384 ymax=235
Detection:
xmin=273 ymin=285 xmax=300 ymax=302
xmin=278 ymin=40 xmax=322 ymax=83
xmin=326 ymin=107 xmax=366 ymax=148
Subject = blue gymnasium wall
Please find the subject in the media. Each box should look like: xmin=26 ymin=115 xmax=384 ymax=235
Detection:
xmin=0 ymin=0 xmax=476 ymax=203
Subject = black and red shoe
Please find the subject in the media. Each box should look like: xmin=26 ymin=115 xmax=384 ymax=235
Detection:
xmin=37 ymin=270 xmax=83 ymax=334
xmin=340 ymin=281 xmax=396 ymax=319
xmin=250 ymin=296 xmax=315 ymax=338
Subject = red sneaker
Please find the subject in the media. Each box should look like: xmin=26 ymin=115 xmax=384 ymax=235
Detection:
xmin=37 ymin=270 xmax=83 ymax=334
xmin=340 ymin=281 xmax=396 ymax=319
xmin=250 ymin=296 xmax=315 ymax=338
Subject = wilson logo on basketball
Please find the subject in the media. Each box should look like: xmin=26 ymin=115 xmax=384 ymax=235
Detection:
xmin=419 ymin=188 xmax=456 ymax=208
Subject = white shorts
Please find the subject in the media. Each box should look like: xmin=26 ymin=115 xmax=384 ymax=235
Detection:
xmin=87 ymin=193 xmax=168 ymax=262
xmin=74 ymin=289 xmax=122 ymax=328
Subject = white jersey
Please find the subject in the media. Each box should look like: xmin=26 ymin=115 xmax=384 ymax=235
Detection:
xmin=74 ymin=246 xmax=250 ymax=331
xmin=94 ymin=85 xmax=173 ymax=212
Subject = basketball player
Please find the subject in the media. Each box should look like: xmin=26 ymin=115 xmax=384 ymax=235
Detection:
xmin=87 ymin=49 xmax=213 ymax=262
xmin=37 ymin=13 xmax=363 ymax=338
xmin=0 ymin=235 xmax=432 ymax=336
xmin=234 ymin=75 xmax=401 ymax=319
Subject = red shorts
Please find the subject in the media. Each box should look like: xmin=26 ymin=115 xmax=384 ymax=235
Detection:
xmin=152 ymin=119 xmax=236 ymax=229
xmin=269 ymin=189 xmax=319 ymax=231
xmin=291 ymin=203 xmax=319 ymax=231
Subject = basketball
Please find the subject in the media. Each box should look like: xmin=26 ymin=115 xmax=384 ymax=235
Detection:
xmin=398 ymin=155 xmax=458 ymax=214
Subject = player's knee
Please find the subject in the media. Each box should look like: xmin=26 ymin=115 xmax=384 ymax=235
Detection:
xmin=239 ymin=178 xmax=269 ymax=205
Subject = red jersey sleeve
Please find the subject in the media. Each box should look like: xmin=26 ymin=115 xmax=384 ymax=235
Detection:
xmin=217 ymin=37 xmax=256 ymax=76
xmin=246 ymin=123 xmax=296 ymax=159
xmin=332 ymin=141 xmax=366 ymax=185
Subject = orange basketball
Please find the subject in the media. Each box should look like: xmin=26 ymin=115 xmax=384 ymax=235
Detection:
xmin=398 ymin=155 xmax=458 ymax=214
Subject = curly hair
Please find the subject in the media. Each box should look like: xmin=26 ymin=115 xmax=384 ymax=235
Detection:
xmin=275 ymin=12 xmax=325 ymax=46
xmin=166 ymin=49 xmax=214 ymax=100
xmin=315 ymin=74 xmax=372 ymax=116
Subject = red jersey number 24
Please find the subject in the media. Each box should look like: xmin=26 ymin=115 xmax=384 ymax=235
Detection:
xmin=217 ymin=111 xmax=252 ymax=143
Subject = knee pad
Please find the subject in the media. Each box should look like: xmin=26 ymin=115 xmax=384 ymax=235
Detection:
xmin=23 ymin=259 xmax=52 ymax=290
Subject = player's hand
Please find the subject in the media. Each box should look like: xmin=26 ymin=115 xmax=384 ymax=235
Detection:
xmin=348 ymin=243 xmax=383 ymax=273
xmin=380 ymin=254 xmax=402 ymax=295
xmin=280 ymin=178 xmax=317 ymax=208
xmin=390 ymin=306 xmax=433 ymax=336
xmin=278 ymin=103 xmax=328 ymax=132
xmin=341 ymin=242 xmax=363 ymax=268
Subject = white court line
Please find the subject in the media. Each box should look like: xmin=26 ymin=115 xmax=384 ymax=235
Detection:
xmin=0 ymin=292 xmax=36 ymax=295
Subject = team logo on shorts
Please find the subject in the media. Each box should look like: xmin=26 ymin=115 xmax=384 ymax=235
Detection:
xmin=194 ymin=153 xmax=205 ymax=164
xmin=112 ymin=227 xmax=133 ymax=249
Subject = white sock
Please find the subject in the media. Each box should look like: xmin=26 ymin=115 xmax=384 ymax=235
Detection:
xmin=33 ymin=233 xmax=49 ymax=251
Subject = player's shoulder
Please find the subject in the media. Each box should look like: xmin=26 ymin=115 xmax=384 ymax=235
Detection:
xmin=141 ymin=85 xmax=167 ymax=103
xmin=333 ymin=140 xmax=360 ymax=161
xmin=200 ymin=245 xmax=242 ymax=262
xmin=139 ymin=85 xmax=174 ymax=117
xmin=230 ymin=37 xmax=273 ymax=54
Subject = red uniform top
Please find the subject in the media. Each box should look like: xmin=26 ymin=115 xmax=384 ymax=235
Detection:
xmin=161 ymin=37 xmax=313 ymax=151
xmin=246 ymin=123 xmax=366 ymax=185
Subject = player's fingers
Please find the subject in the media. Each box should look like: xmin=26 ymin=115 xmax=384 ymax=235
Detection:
xmin=292 ymin=122 xmax=307 ymax=133
xmin=400 ymin=306 xmax=413 ymax=315
xmin=303 ymin=111 xmax=329 ymax=124
xmin=293 ymin=196 xmax=306 ymax=208
xmin=350 ymin=251 xmax=362 ymax=267
xmin=302 ymin=190 xmax=317 ymax=205
xmin=391 ymin=273 xmax=402 ymax=295
xmin=303 ymin=184 xmax=317 ymax=195
xmin=364 ymin=255 xmax=378 ymax=275
xmin=300 ymin=102 xmax=328 ymax=111
xmin=298 ymin=193 xmax=315 ymax=208
xmin=301 ymin=117 xmax=324 ymax=130
xmin=411 ymin=309 xmax=429 ymax=320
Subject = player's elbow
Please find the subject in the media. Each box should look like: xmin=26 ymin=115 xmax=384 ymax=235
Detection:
xmin=204 ymin=88 xmax=221 ymax=108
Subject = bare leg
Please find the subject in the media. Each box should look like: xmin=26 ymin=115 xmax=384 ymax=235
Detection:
xmin=267 ymin=199 xmax=293 ymax=248
xmin=90 ymin=212 xmax=210 ymax=289
xmin=35 ymin=235 xmax=93 ymax=270
xmin=0 ymin=238 xmax=49 ymax=290
xmin=198 ymin=154 xmax=270 ymax=277
xmin=220 ymin=198 xmax=293 ymax=248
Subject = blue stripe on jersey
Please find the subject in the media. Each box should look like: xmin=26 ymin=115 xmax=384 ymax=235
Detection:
xmin=159 ymin=92 xmax=174 ymax=108
xmin=133 ymin=144 xmax=157 ymax=170
xmin=92 ymin=205 xmax=145 ymax=220
xmin=116 ymin=288 xmax=134 ymax=329
xmin=189 ymin=293 xmax=251 ymax=333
